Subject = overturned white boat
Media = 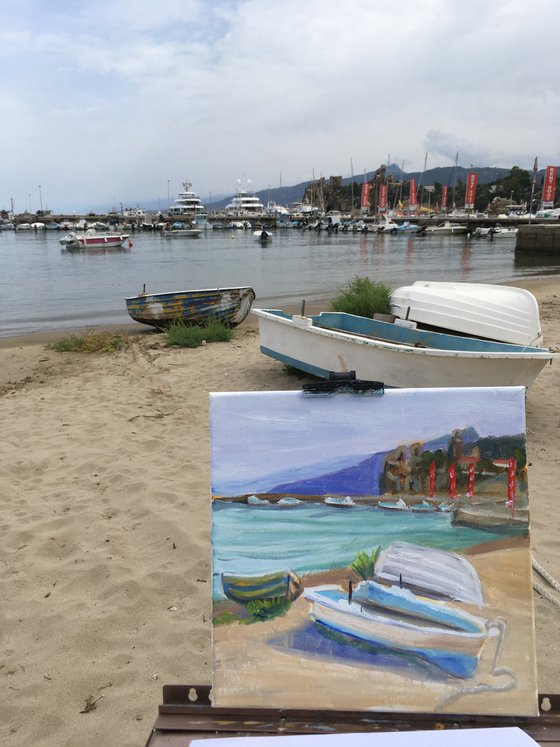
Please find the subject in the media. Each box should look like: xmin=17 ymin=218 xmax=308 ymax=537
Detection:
xmin=390 ymin=281 xmax=543 ymax=347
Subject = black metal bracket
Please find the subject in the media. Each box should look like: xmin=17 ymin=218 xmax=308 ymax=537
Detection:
xmin=303 ymin=371 xmax=384 ymax=397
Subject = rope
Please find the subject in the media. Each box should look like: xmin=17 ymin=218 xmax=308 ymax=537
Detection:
xmin=532 ymin=554 xmax=560 ymax=593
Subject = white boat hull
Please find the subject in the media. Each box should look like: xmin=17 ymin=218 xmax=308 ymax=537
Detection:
xmin=390 ymin=281 xmax=544 ymax=347
xmin=253 ymin=309 xmax=556 ymax=390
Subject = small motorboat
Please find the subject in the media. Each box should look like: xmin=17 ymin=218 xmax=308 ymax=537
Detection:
xmin=162 ymin=221 xmax=203 ymax=237
xmin=425 ymin=221 xmax=467 ymax=235
xmin=247 ymin=494 xmax=270 ymax=505
xmin=126 ymin=286 xmax=256 ymax=329
xmin=277 ymin=496 xmax=303 ymax=507
xmin=254 ymin=229 xmax=272 ymax=242
xmin=324 ymin=495 xmax=355 ymax=507
xmin=377 ymin=497 xmax=410 ymax=511
xmin=60 ymin=229 xmax=129 ymax=248
xmin=411 ymin=500 xmax=435 ymax=512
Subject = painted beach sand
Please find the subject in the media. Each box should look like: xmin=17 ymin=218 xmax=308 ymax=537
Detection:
xmin=210 ymin=387 xmax=538 ymax=715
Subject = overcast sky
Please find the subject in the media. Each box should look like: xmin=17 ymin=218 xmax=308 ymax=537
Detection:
xmin=2 ymin=0 xmax=559 ymax=213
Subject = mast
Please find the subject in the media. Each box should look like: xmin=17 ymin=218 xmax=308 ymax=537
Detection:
xmin=350 ymin=158 xmax=355 ymax=211
xmin=449 ymin=152 xmax=459 ymax=209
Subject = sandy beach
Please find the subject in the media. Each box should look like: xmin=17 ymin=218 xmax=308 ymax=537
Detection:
xmin=1 ymin=278 xmax=560 ymax=745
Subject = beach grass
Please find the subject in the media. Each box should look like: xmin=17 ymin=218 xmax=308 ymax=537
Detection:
xmin=49 ymin=330 xmax=126 ymax=353
xmin=331 ymin=276 xmax=392 ymax=317
xmin=350 ymin=546 xmax=381 ymax=581
xmin=165 ymin=319 xmax=234 ymax=347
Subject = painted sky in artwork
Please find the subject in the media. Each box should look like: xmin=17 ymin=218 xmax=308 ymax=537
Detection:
xmin=210 ymin=386 xmax=526 ymax=494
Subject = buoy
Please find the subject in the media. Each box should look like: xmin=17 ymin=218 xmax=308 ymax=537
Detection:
xmin=128 ymin=239 xmax=133 ymax=248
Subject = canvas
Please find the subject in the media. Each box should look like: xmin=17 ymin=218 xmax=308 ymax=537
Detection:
xmin=210 ymin=386 xmax=538 ymax=715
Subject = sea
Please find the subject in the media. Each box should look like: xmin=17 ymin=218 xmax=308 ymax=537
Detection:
xmin=211 ymin=500 xmax=511 ymax=599
xmin=1 ymin=227 xmax=559 ymax=338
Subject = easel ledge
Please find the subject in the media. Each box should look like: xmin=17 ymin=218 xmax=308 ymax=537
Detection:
xmin=144 ymin=685 xmax=560 ymax=746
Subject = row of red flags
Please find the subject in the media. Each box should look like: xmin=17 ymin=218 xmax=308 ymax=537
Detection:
xmin=360 ymin=166 xmax=558 ymax=211
xmin=428 ymin=458 xmax=516 ymax=517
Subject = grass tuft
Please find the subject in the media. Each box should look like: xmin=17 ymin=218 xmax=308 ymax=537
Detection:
xmin=164 ymin=319 xmax=234 ymax=348
xmin=331 ymin=276 xmax=392 ymax=318
xmin=49 ymin=330 xmax=126 ymax=353
xmin=350 ymin=546 xmax=381 ymax=581
xmin=246 ymin=597 xmax=292 ymax=621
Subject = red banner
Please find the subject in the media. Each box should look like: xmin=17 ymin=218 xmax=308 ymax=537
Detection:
xmin=429 ymin=460 xmax=436 ymax=498
xmin=360 ymin=182 xmax=370 ymax=210
xmin=542 ymin=166 xmax=558 ymax=207
xmin=467 ymin=462 xmax=475 ymax=503
xmin=448 ymin=463 xmax=456 ymax=500
xmin=465 ymin=173 xmax=478 ymax=210
xmin=409 ymin=178 xmax=417 ymax=208
xmin=378 ymin=184 xmax=388 ymax=212
xmin=442 ymin=185 xmax=448 ymax=210
xmin=507 ymin=457 xmax=516 ymax=517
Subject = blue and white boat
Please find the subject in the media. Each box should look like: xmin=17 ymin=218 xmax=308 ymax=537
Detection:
xmin=252 ymin=308 xmax=558 ymax=389
xmin=304 ymin=580 xmax=491 ymax=678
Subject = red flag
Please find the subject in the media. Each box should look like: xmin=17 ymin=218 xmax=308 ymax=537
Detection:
xmin=542 ymin=166 xmax=557 ymax=207
xmin=464 ymin=173 xmax=478 ymax=210
xmin=429 ymin=460 xmax=436 ymax=498
xmin=467 ymin=462 xmax=475 ymax=504
xmin=360 ymin=182 xmax=370 ymax=210
xmin=448 ymin=463 xmax=457 ymax=500
xmin=442 ymin=185 xmax=448 ymax=210
xmin=506 ymin=457 xmax=516 ymax=517
xmin=409 ymin=178 xmax=417 ymax=209
xmin=379 ymin=184 xmax=388 ymax=212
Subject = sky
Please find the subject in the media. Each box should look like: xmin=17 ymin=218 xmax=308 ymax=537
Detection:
xmin=2 ymin=0 xmax=560 ymax=214
xmin=210 ymin=387 xmax=526 ymax=494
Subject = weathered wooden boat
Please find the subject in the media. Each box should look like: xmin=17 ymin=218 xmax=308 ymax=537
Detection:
xmin=373 ymin=541 xmax=484 ymax=605
xmin=324 ymin=495 xmax=355 ymax=507
xmin=59 ymin=229 xmax=129 ymax=248
xmin=390 ymin=281 xmax=543 ymax=347
xmin=126 ymin=286 xmax=256 ymax=329
xmin=304 ymin=581 xmax=490 ymax=678
xmin=221 ymin=570 xmax=303 ymax=604
xmin=252 ymin=308 xmax=557 ymax=389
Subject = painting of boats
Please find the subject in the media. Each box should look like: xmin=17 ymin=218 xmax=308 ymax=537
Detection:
xmin=125 ymin=286 xmax=255 ymax=329
xmin=252 ymin=308 xmax=557 ymax=389
xmin=210 ymin=386 xmax=537 ymax=716
xmin=304 ymin=581 xmax=490 ymax=678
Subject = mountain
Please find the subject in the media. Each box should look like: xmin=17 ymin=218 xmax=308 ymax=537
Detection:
xmin=268 ymin=428 xmax=481 ymax=496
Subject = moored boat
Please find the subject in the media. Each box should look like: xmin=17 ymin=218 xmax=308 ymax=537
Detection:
xmin=304 ymin=582 xmax=490 ymax=678
xmin=324 ymin=495 xmax=355 ymax=507
xmin=252 ymin=308 xmax=558 ymax=389
xmin=126 ymin=286 xmax=256 ymax=329
xmin=221 ymin=570 xmax=303 ymax=604
xmin=425 ymin=221 xmax=467 ymax=235
xmin=390 ymin=281 xmax=543 ymax=347
xmin=377 ymin=497 xmax=410 ymax=511
xmin=60 ymin=229 xmax=129 ymax=248
xmin=162 ymin=221 xmax=203 ymax=238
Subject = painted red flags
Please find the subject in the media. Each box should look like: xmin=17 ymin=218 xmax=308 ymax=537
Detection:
xmin=409 ymin=178 xmax=417 ymax=209
xmin=379 ymin=184 xmax=388 ymax=212
xmin=542 ymin=166 xmax=558 ymax=208
xmin=467 ymin=462 xmax=475 ymax=504
xmin=507 ymin=457 xmax=516 ymax=517
xmin=448 ymin=463 xmax=457 ymax=500
xmin=360 ymin=182 xmax=370 ymax=210
xmin=464 ymin=172 xmax=478 ymax=210
xmin=429 ymin=460 xmax=436 ymax=498
xmin=442 ymin=185 xmax=448 ymax=210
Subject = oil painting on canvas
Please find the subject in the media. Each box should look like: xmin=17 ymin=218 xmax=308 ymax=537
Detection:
xmin=210 ymin=386 xmax=537 ymax=715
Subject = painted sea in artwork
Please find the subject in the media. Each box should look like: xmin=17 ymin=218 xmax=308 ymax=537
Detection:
xmin=210 ymin=387 xmax=537 ymax=716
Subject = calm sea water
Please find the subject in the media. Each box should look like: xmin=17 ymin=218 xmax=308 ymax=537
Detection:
xmin=1 ymin=227 xmax=558 ymax=337
xmin=211 ymin=501 xmax=509 ymax=598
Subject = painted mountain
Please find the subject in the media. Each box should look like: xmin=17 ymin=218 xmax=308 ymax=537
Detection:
xmin=268 ymin=427 xmax=484 ymax=496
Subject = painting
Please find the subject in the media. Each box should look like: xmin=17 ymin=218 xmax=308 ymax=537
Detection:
xmin=210 ymin=386 xmax=538 ymax=715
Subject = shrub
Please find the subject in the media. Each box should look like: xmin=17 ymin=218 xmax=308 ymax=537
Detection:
xmin=246 ymin=597 xmax=292 ymax=621
xmin=350 ymin=546 xmax=381 ymax=581
xmin=49 ymin=330 xmax=126 ymax=353
xmin=165 ymin=319 xmax=234 ymax=348
xmin=331 ymin=276 xmax=392 ymax=317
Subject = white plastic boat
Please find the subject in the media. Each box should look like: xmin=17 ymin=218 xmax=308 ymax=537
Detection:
xmin=390 ymin=281 xmax=544 ymax=347
xmin=425 ymin=221 xmax=467 ymax=235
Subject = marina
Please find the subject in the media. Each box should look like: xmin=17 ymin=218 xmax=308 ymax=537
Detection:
xmin=1 ymin=227 xmax=558 ymax=338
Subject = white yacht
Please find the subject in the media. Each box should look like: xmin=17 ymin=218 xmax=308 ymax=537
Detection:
xmin=169 ymin=181 xmax=208 ymax=225
xmin=225 ymin=182 xmax=266 ymax=217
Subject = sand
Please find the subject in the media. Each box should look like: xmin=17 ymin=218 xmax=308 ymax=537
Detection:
xmin=1 ymin=279 xmax=560 ymax=745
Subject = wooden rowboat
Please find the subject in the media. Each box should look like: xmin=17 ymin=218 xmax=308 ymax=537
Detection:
xmin=126 ymin=286 xmax=255 ymax=329
xmin=221 ymin=570 xmax=303 ymax=604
